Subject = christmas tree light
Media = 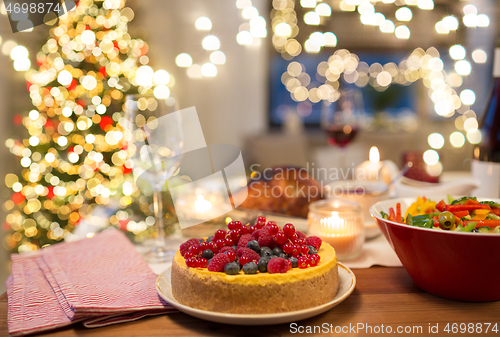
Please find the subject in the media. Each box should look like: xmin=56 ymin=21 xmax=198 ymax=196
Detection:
xmin=4 ymin=0 xmax=173 ymax=252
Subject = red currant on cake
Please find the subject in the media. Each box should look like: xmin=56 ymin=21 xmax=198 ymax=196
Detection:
xmin=257 ymin=215 xmax=266 ymax=223
xmin=309 ymin=254 xmax=320 ymax=266
xmin=214 ymin=229 xmax=227 ymax=240
xmin=198 ymin=258 xmax=208 ymax=268
xmin=230 ymin=229 xmax=241 ymax=241
xmin=268 ymin=223 xmax=279 ymax=235
xmin=282 ymin=241 xmax=292 ymax=254
xmin=233 ymin=221 xmax=242 ymax=229
xmin=208 ymin=242 xmax=218 ymax=253
xmin=224 ymin=237 xmax=234 ymax=246
xmin=274 ymin=232 xmax=287 ymax=244
xmin=298 ymin=256 xmax=309 ymax=269
xmin=300 ymin=245 xmax=309 ymax=254
xmin=200 ymin=242 xmax=209 ymax=252
xmin=189 ymin=245 xmax=201 ymax=255
xmin=283 ymin=223 xmax=295 ymax=237
xmin=291 ymin=244 xmax=300 ymax=255
xmin=185 ymin=258 xmax=197 ymax=268
xmin=215 ymin=239 xmax=225 ymax=249
xmin=225 ymin=250 xmax=236 ymax=262
xmin=239 ymin=255 xmax=250 ymax=266
xmin=288 ymin=232 xmax=298 ymax=242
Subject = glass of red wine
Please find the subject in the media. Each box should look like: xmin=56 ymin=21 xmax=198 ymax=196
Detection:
xmin=321 ymin=88 xmax=363 ymax=177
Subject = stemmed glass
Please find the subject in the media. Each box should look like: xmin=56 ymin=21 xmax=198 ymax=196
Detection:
xmin=124 ymin=94 xmax=183 ymax=263
xmin=321 ymin=88 xmax=363 ymax=176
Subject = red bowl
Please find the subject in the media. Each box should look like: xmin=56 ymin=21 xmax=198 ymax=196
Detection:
xmin=370 ymin=198 xmax=500 ymax=302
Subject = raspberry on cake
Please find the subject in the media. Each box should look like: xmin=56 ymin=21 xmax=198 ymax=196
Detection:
xmin=207 ymin=253 xmax=230 ymax=272
xmin=237 ymin=234 xmax=252 ymax=248
xmin=171 ymin=217 xmax=339 ymax=314
xmin=267 ymin=257 xmax=289 ymax=274
xmin=236 ymin=247 xmax=260 ymax=263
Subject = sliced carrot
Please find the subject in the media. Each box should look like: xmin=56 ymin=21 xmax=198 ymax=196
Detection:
xmin=446 ymin=204 xmax=490 ymax=212
xmin=396 ymin=203 xmax=402 ymax=223
xmin=452 ymin=210 xmax=469 ymax=218
xmin=465 ymin=199 xmax=480 ymax=205
xmin=389 ymin=207 xmax=396 ymax=222
xmin=436 ymin=200 xmax=447 ymax=212
xmin=464 ymin=220 xmax=500 ymax=228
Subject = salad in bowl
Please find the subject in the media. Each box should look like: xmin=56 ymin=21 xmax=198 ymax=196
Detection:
xmin=370 ymin=196 xmax=500 ymax=301
xmin=380 ymin=196 xmax=500 ymax=234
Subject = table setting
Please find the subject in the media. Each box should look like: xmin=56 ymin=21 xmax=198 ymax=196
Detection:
xmin=4 ymin=159 xmax=498 ymax=335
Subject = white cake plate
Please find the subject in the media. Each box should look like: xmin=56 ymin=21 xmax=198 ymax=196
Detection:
xmin=156 ymin=262 xmax=356 ymax=325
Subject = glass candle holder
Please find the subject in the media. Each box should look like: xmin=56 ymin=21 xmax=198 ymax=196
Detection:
xmin=307 ymin=199 xmax=365 ymax=260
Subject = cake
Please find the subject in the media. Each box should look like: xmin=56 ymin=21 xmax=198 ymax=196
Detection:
xmin=171 ymin=218 xmax=339 ymax=314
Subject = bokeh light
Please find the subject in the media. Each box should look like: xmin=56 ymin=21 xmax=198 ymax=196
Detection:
xmin=195 ymin=17 xmax=212 ymax=31
xmin=304 ymin=12 xmax=320 ymax=25
xmin=450 ymin=132 xmax=466 ymax=148
xmin=449 ymin=45 xmax=466 ymax=60
xmin=423 ymin=150 xmax=439 ymax=166
xmin=455 ymin=60 xmax=471 ymax=76
xmin=427 ymin=133 xmax=445 ymax=149
xmin=460 ymin=89 xmax=476 ymax=105
xmin=201 ymin=63 xmax=217 ymax=77
xmin=395 ymin=7 xmax=412 ymax=22
xmin=210 ymin=51 xmax=226 ymax=65
xmin=467 ymin=129 xmax=482 ymax=144
xmin=175 ymin=53 xmax=193 ymax=67
xmin=395 ymin=25 xmax=410 ymax=39
xmin=472 ymin=49 xmax=487 ymax=63
xmin=202 ymin=35 xmax=220 ymax=50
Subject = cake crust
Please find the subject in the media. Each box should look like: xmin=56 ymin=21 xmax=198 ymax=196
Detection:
xmin=171 ymin=243 xmax=339 ymax=314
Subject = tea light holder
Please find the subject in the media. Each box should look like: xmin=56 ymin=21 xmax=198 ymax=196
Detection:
xmin=307 ymin=199 xmax=365 ymax=260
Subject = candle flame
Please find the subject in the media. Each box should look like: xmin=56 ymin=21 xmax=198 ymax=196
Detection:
xmin=369 ymin=146 xmax=380 ymax=163
xmin=320 ymin=211 xmax=345 ymax=234
xmin=194 ymin=194 xmax=212 ymax=213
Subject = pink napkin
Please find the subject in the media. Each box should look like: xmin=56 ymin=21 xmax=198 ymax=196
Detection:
xmin=6 ymin=229 xmax=175 ymax=336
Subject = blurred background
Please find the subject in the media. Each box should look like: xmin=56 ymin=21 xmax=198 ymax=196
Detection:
xmin=0 ymin=0 xmax=498 ymax=291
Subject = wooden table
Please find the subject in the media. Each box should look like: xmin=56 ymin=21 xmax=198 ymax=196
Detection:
xmin=1 ymin=267 xmax=499 ymax=336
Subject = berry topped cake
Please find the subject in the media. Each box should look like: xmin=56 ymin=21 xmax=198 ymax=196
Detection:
xmin=171 ymin=217 xmax=339 ymax=314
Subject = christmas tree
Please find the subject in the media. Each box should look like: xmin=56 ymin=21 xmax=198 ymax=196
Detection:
xmin=4 ymin=0 xmax=173 ymax=252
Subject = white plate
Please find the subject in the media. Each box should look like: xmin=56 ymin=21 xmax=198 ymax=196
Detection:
xmin=156 ymin=262 xmax=356 ymax=325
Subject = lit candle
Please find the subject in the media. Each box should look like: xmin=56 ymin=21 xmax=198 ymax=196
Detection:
xmin=308 ymin=200 xmax=364 ymax=260
xmin=194 ymin=194 xmax=212 ymax=214
xmin=355 ymin=146 xmax=398 ymax=183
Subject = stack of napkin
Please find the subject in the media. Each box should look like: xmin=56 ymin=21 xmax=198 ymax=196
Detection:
xmin=7 ymin=229 xmax=175 ymax=336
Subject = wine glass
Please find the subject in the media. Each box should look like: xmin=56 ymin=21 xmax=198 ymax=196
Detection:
xmin=124 ymin=94 xmax=183 ymax=263
xmin=321 ymin=88 xmax=363 ymax=177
